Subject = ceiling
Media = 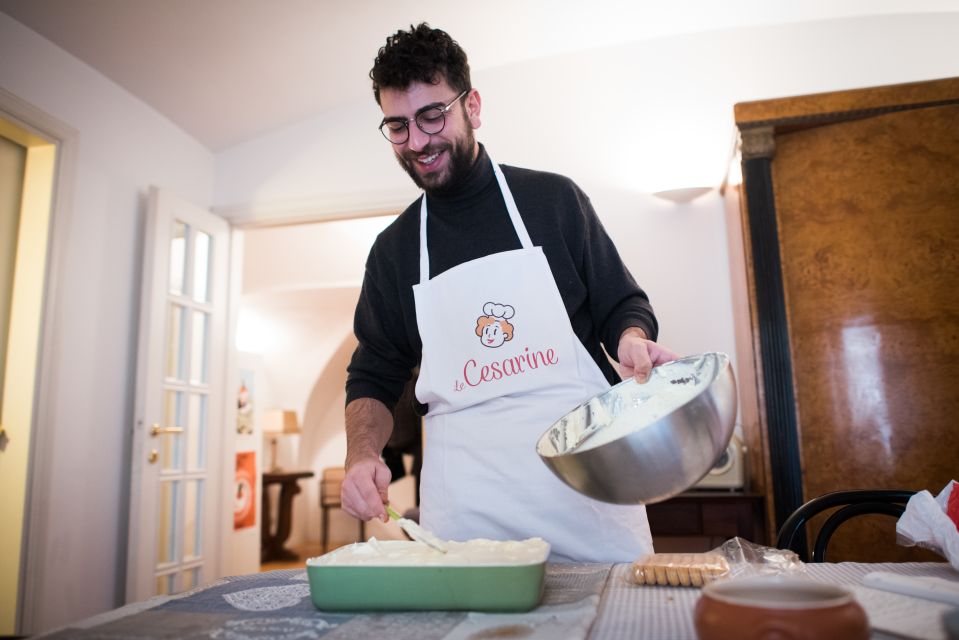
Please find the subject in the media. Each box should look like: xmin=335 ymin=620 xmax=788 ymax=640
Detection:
xmin=3 ymin=0 xmax=955 ymax=151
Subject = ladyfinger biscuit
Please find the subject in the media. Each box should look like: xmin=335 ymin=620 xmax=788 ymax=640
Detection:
xmin=631 ymin=552 xmax=730 ymax=587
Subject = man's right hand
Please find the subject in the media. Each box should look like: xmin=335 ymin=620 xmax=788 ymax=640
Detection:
xmin=341 ymin=457 xmax=392 ymax=523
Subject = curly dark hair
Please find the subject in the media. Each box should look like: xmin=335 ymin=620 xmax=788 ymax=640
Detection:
xmin=370 ymin=23 xmax=471 ymax=105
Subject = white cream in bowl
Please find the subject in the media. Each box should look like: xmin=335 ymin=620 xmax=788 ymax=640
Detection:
xmin=571 ymin=360 xmax=711 ymax=452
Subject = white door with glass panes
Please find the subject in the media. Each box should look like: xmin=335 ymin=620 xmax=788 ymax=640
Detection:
xmin=127 ymin=187 xmax=231 ymax=602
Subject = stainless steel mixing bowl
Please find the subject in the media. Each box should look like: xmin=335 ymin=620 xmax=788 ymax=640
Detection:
xmin=536 ymin=352 xmax=737 ymax=504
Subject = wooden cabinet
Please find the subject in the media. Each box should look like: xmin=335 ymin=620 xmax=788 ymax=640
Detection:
xmin=731 ymin=77 xmax=959 ymax=562
xmin=647 ymin=493 xmax=766 ymax=551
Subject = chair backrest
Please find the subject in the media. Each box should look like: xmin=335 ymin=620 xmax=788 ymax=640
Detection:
xmin=320 ymin=467 xmax=346 ymax=507
xmin=776 ymin=490 xmax=916 ymax=562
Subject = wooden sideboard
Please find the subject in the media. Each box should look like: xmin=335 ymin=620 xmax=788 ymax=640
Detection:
xmin=647 ymin=492 xmax=767 ymax=552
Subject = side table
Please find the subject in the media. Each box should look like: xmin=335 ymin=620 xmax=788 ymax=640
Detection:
xmin=261 ymin=470 xmax=314 ymax=563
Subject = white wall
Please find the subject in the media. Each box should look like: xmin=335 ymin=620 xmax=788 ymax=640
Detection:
xmin=474 ymin=13 xmax=959 ymax=192
xmin=0 ymin=13 xmax=214 ymax=632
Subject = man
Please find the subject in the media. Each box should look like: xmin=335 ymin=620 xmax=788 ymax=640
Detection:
xmin=341 ymin=23 xmax=678 ymax=562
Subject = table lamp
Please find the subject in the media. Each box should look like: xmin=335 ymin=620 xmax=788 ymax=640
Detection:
xmin=262 ymin=409 xmax=300 ymax=471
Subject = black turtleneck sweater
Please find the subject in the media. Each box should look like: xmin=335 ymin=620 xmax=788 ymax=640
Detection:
xmin=346 ymin=145 xmax=659 ymax=411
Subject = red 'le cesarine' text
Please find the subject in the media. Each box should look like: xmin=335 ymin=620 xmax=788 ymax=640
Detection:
xmin=463 ymin=345 xmax=559 ymax=387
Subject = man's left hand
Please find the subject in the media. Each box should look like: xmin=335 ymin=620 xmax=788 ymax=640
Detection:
xmin=617 ymin=327 xmax=680 ymax=383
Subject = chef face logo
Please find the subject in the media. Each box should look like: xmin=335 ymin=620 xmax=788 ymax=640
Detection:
xmin=475 ymin=302 xmax=514 ymax=348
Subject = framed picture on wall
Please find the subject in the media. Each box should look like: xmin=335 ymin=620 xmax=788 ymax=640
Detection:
xmin=234 ymin=451 xmax=256 ymax=530
xmin=237 ymin=368 xmax=254 ymax=435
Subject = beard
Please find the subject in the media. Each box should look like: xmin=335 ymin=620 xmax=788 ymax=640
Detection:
xmin=395 ymin=123 xmax=477 ymax=197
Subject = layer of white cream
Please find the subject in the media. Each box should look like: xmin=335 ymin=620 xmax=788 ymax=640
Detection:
xmin=308 ymin=537 xmax=550 ymax=567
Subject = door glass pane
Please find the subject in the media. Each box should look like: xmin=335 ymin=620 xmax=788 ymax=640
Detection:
xmin=187 ymin=393 xmax=207 ymax=470
xmin=169 ymin=221 xmax=187 ymax=296
xmin=166 ymin=304 xmax=187 ymax=381
xmin=155 ymin=573 xmax=176 ymax=596
xmin=157 ymin=481 xmax=179 ymax=565
xmin=183 ymin=480 xmax=203 ymax=561
xmin=182 ymin=567 xmax=200 ymax=591
xmin=161 ymin=391 xmax=184 ymax=471
xmin=189 ymin=310 xmax=209 ymax=384
xmin=192 ymin=231 xmax=211 ymax=303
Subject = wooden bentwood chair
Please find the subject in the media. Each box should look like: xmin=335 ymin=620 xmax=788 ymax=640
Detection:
xmin=776 ymin=489 xmax=916 ymax=562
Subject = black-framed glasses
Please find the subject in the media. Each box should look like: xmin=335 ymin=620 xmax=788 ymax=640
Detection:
xmin=378 ymin=89 xmax=468 ymax=144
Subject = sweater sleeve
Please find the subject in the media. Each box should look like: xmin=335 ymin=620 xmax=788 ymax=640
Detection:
xmin=574 ymin=189 xmax=659 ymax=354
xmin=345 ymin=242 xmax=418 ymax=412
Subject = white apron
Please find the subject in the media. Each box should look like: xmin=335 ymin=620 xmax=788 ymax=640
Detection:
xmin=412 ymin=158 xmax=653 ymax=562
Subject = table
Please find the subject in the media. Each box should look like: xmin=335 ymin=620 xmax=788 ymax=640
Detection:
xmin=37 ymin=562 xmax=956 ymax=639
xmin=261 ymin=470 xmax=314 ymax=563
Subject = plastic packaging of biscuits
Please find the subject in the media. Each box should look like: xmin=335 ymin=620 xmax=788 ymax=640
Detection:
xmin=631 ymin=537 xmax=805 ymax=587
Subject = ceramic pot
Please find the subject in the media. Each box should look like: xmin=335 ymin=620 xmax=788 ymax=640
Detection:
xmin=694 ymin=576 xmax=869 ymax=640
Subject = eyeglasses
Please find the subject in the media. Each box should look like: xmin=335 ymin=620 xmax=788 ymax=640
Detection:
xmin=379 ymin=89 xmax=468 ymax=144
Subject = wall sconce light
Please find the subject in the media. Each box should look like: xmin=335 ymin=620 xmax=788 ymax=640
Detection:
xmin=262 ymin=409 xmax=301 ymax=471
xmin=651 ymin=186 xmax=714 ymax=203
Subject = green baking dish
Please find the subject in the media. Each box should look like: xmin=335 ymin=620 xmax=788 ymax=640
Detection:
xmin=307 ymin=539 xmax=549 ymax=612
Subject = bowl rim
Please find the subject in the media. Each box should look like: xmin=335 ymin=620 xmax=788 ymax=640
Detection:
xmin=701 ymin=576 xmax=855 ymax=610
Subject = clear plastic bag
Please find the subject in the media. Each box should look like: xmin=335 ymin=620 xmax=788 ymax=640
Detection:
xmin=631 ymin=537 xmax=805 ymax=587
xmin=717 ymin=536 xmax=806 ymax=580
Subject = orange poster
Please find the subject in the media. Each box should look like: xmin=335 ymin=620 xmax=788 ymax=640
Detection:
xmin=234 ymin=451 xmax=256 ymax=530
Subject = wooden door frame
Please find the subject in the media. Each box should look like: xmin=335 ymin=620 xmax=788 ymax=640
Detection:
xmin=0 ymin=88 xmax=78 ymax=634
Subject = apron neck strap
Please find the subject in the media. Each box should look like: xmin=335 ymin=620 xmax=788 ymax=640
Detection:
xmin=419 ymin=194 xmax=430 ymax=284
xmin=490 ymin=161 xmax=534 ymax=249
xmin=419 ymin=156 xmax=534 ymax=284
